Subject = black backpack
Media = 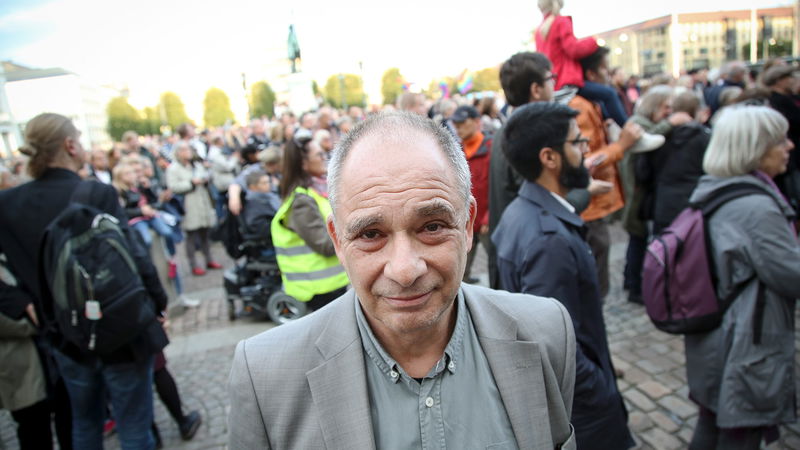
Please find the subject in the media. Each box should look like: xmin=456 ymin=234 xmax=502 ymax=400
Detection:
xmin=40 ymin=182 xmax=156 ymax=356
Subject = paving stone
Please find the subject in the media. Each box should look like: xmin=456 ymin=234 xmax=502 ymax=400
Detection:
xmin=638 ymin=380 xmax=671 ymax=400
xmin=647 ymin=410 xmax=680 ymax=432
xmin=628 ymin=411 xmax=653 ymax=432
xmin=677 ymin=426 xmax=695 ymax=444
xmin=658 ymin=395 xmax=697 ymax=419
xmin=624 ymin=388 xmax=657 ymax=412
xmin=640 ymin=427 xmax=684 ymax=450
xmin=623 ymin=366 xmax=650 ymax=384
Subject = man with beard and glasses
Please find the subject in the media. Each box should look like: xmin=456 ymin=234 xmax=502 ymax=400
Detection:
xmin=493 ymin=102 xmax=634 ymax=450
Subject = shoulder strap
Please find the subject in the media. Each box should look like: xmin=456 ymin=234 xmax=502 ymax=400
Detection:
xmin=695 ymin=183 xmax=771 ymax=218
xmin=696 ymin=182 xmax=774 ymax=345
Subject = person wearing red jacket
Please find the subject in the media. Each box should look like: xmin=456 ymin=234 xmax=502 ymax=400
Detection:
xmin=452 ymin=105 xmax=492 ymax=284
xmin=535 ymin=0 xmax=630 ymax=127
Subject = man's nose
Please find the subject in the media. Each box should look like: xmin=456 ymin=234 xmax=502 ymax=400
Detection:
xmin=384 ymin=234 xmax=426 ymax=288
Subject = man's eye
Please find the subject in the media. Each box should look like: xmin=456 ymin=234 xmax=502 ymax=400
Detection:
xmin=360 ymin=230 xmax=380 ymax=240
xmin=424 ymin=223 xmax=442 ymax=232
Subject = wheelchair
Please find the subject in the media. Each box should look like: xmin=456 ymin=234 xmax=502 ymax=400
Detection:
xmin=223 ymin=239 xmax=307 ymax=324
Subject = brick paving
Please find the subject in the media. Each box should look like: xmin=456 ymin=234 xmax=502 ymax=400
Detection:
xmin=2 ymin=223 xmax=799 ymax=449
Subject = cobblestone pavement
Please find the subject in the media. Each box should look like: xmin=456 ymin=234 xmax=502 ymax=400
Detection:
xmin=2 ymin=223 xmax=799 ymax=449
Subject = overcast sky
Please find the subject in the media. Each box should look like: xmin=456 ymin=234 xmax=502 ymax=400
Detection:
xmin=1 ymin=0 xmax=790 ymax=122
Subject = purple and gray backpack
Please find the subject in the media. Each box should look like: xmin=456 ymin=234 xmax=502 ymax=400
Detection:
xmin=642 ymin=183 xmax=769 ymax=338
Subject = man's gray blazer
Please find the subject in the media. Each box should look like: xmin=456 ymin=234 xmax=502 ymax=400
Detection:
xmin=228 ymin=283 xmax=577 ymax=449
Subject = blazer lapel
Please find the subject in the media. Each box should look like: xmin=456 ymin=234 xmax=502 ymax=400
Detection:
xmin=466 ymin=286 xmax=554 ymax=450
xmin=306 ymin=291 xmax=376 ymax=450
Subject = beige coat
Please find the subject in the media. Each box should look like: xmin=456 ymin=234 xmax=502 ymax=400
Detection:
xmin=0 ymin=314 xmax=47 ymax=411
xmin=166 ymin=161 xmax=217 ymax=231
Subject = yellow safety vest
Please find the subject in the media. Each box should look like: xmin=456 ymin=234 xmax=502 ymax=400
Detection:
xmin=271 ymin=187 xmax=349 ymax=302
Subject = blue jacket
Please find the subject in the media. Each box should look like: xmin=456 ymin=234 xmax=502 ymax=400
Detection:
xmin=492 ymin=181 xmax=633 ymax=450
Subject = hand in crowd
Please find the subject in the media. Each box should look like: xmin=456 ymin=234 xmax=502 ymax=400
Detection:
xmin=159 ymin=188 xmax=173 ymax=203
xmin=25 ymin=303 xmax=38 ymax=327
xmin=584 ymin=153 xmax=607 ymax=172
xmin=141 ymin=204 xmax=157 ymax=218
xmin=480 ymin=224 xmax=489 ymax=235
xmin=668 ymin=112 xmax=693 ymax=127
xmin=587 ymin=178 xmax=614 ymax=196
xmin=618 ymin=121 xmax=644 ymax=150
xmin=192 ymin=177 xmax=206 ymax=186
xmin=229 ymin=194 xmax=242 ymax=216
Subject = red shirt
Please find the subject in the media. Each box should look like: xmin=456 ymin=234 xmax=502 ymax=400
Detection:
xmin=535 ymin=14 xmax=598 ymax=90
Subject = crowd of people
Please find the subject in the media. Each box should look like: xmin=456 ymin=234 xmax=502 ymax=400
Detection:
xmin=1 ymin=17 xmax=799 ymax=449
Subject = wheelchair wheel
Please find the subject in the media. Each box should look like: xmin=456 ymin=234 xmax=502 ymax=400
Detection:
xmin=267 ymin=291 xmax=307 ymax=324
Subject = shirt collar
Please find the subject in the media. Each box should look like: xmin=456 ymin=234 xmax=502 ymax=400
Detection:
xmin=355 ymin=289 xmax=468 ymax=384
xmin=549 ymin=191 xmax=576 ymax=213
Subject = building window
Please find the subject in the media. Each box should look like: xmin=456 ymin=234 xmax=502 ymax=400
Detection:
xmin=700 ymin=48 xmax=708 ymax=55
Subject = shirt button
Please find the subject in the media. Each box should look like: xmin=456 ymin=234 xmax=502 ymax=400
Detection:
xmin=425 ymin=397 xmax=434 ymax=408
xmin=390 ymin=370 xmax=398 ymax=379
xmin=448 ymin=361 xmax=455 ymax=371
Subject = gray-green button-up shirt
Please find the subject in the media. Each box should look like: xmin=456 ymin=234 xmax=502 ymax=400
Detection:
xmin=355 ymin=290 xmax=518 ymax=449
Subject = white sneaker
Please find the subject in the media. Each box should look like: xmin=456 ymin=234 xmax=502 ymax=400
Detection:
xmin=628 ymin=132 xmax=665 ymax=154
xmin=179 ymin=296 xmax=200 ymax=308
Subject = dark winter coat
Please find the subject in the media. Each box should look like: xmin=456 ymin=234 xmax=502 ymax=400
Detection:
xmin=493 ymin=181 xmax=634 ymax=450
xmin=646 ymin=122 xmax=710 ymax=233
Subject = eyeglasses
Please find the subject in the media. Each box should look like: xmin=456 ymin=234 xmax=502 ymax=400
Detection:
xmin=564 ymin=136 xmax=590 ymax=147
xmin=544 ymin=73 xmax=558 ymax=84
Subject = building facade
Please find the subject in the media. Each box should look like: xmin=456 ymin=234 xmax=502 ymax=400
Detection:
xmin=2 ymin=61 xmax=120 ymax=156
xmin=594 ymin=7 xmax=797 ymax=77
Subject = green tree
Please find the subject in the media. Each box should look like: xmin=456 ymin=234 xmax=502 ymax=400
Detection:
xmin=381 ymin=67 xmax=404 ymax=105
xmin=250 ymin=81 xmax=276 ymax=119
xmin=106 ymin=96 xmax=141 ymax=141
xmin=323 ymin=74 xmax=365 ymax=109
xmin=203 ymin=87 xmax=235 ymax=127
xmin=140 ymin=106 xmax=162 ymax=136
xmin=158 ymin=92 xmax=191 ymax=131
xmin=472 ymin=66 xmax=501 ymax=93
xmin=311 ymin=80 xmax=321 ymax=96
xmin=427 ymin=76 xmax=458 ymax=99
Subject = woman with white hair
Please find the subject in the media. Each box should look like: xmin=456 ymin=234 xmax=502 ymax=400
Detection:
xmin=685 ymin=106 xmax=800 ymax=449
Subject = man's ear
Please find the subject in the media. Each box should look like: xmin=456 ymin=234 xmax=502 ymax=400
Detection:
xmin=326 ymin=215 xmax=344 ymax=261
xmin=465 ymin=196 xmax=477 ymax=251
xmin=529 ymin=82 xmax=543 ymax=101
xmin=539 ymin=146 xmax=560 ymax=170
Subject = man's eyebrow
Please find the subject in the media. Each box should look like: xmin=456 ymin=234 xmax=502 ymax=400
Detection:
xmin=416 ymin=201 xmax=457 ymax=221
xmin=345 ymin=214 xmax=384 ymax=238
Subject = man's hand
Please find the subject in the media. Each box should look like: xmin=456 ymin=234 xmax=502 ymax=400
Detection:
xmin=228 ymin=184 xmax=242 ymax=215
xmin=192 ymin=177 xmax=205 ymax=186
xmin=480 ymin=224 xmax=489 ymax=235
xmin=618 ymin=122 xmax=643 ymax=150
xmin=141 ymin=204 xmax=157 ymax=218
xmin=25 ymin=303 xmax=39 ymax=327
xmin=587 ymin=179 xmax=614 ymax=196
xmin=584 ymin=153 xmax=607 ymax=172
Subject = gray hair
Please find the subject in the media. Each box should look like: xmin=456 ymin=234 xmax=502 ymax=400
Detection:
xmin=634 ymin=85 xmax=673 ymax=121
xmin=703 ymin=105 xmax=788 ymax=177
xmin=328 ymin=111 xmax=472 ymax=221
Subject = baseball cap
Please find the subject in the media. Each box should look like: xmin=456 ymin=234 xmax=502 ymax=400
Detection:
xmin=450 ymin=105 xmax=480 ymax=123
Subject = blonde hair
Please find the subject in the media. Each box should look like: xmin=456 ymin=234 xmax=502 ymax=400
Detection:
xmin=18 ymin=113 xmax=79 ymax=179
xmin=703 ymin=106 xmax=788 ymax=177
xmin=112 ymin=163 xmax=134 ymax=192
